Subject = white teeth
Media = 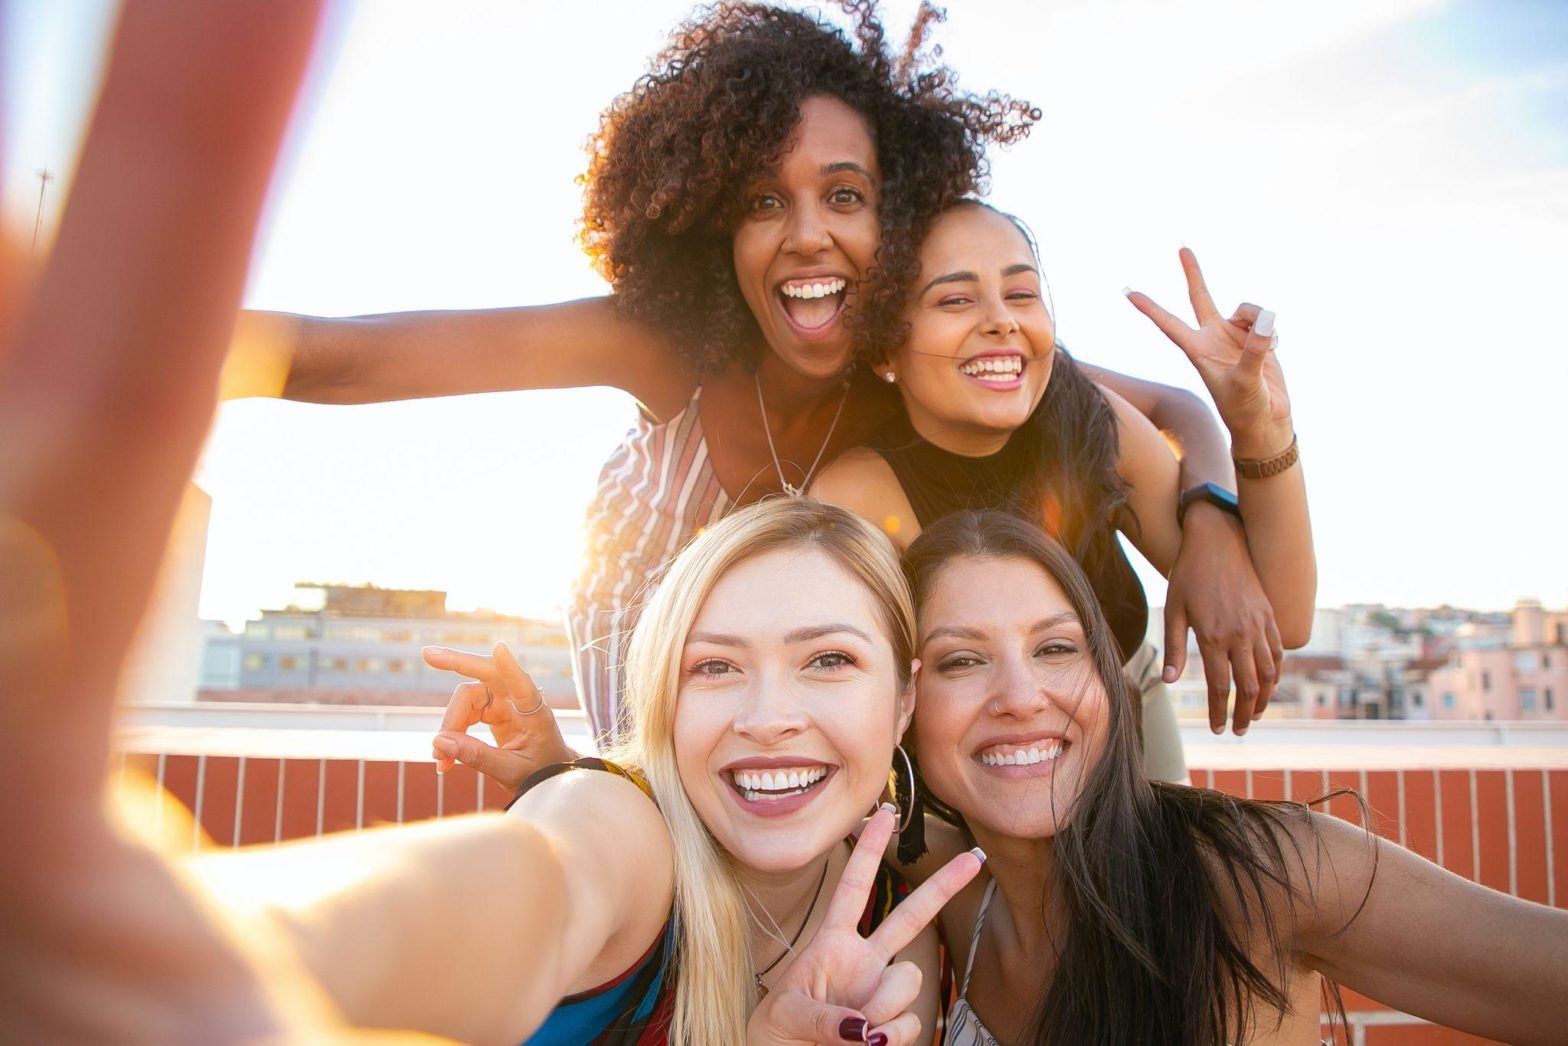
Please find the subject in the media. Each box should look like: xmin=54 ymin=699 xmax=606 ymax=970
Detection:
xmin=732 ymin=766 xmax=828 ymax=793
xmin=781 ymin=278 xmax=847 ymax=300
xmin=959 ymin=356 xmax=1024 ymax=380
xmin=978 ymin=743 xmax=1063 ymax=767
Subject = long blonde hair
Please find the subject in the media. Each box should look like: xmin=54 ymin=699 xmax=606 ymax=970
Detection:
xmin=607 ymin=498 xmax=915 ymax=1044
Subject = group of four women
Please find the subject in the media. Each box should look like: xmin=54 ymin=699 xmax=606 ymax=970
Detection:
xmin=10 ymin=0 xmax=1562 ymax=1042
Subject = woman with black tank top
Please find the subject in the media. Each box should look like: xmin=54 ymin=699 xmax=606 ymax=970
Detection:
xmin=810 ymin=200 xmax=1315 ymax=783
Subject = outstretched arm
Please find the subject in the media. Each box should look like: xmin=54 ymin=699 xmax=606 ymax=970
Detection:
xmin=195 ymin=767 xmax=674 ymax=1043
xmin=0 ymin=1 xmax=323 ymax=1038
xmin=242 ymin=297 xmax=694 ymax=417
xmin=1292 ymin=814 xmax=1568 ymax=1045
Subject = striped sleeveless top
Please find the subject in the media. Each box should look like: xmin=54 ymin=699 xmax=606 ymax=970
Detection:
xmin=566 ymin=387 xmax=730 ymax=743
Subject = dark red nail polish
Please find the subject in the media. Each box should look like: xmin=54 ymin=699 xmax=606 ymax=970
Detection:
xmin=838 ymin=1017 xmax=868 ymax=1041
xmin=867 ymin=1033 xmax=889 ymax=1046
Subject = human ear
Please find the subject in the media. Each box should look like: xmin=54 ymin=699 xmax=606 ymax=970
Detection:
xmin=895 ymin=658 xmax=920 ymax=735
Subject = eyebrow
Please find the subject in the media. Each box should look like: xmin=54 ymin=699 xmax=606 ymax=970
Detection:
xmin=685 ymin=623 xmax=874 ymax=648
xmin=919 ymin=611 xmax=1079 ymax=646
xmin=821 ymin=161 xmax=876 ymax=181
xmin=918 ymin=262 xmax=1039 ymax=297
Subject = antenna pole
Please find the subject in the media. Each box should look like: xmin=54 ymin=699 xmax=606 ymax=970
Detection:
xmin=33 ymin=168 xmax=55 ymax=252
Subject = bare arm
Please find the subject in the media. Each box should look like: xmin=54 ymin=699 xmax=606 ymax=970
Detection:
xmin=1292 ymin=814 xmax=1568 ymax=1045
xmin=0 ymin=1 xmax=323 ymax=1038
xmin=1081 ymin=362 xmax=1234 ymax=490
xmin=1103 ymin=387 xmax=1183 ymax=575
xmin=195 ymin=768 xmax=675 ymax=1043
xmin=230 ymin=296 xmax=695 ymax=420
xmin=1085 ymin=358 xmax=1295 ymax=733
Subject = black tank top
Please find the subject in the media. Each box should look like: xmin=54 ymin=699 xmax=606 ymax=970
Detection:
xmin=872 ymin=407 xmax=1149 ymax=660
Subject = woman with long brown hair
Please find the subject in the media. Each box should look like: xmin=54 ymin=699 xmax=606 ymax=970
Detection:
xmin=900 ymin=511 xmax=1567 ymax=1044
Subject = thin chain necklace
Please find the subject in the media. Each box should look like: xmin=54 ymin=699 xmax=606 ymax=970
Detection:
xmin=753 ymin=371 xmax=850 ymax=497
xmin=752 ymin=852 xmax=832 ymax=999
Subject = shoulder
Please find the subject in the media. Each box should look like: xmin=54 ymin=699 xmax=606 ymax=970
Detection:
xmin=809 ymin=448 xmax=919 ymax=549
xmin=510 ymin=759 xmax=668 ymax=858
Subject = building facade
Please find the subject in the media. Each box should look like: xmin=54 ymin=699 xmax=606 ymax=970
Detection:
xmin=200 ymin=584 xmax=575 ymax=707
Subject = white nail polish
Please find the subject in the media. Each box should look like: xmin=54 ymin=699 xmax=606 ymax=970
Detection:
xmin=1253 ymin=309 xmax=1276 ymax=338
xmin=879 ymin=801 xmax=897 ymax=816
xmin=1121 ymin=286 xmax=1133 ymax=298
xmin=968 ymin=846 xmax=987 ymax=863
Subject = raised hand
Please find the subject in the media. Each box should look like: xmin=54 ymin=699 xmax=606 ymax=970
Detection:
xmin=749 ymin=807 xmax=984 ymax=1046
xmin=425 ymin=642 xmax=578 ymax=790
xmin=1124 ymin=248 xmax=1293 ymax=457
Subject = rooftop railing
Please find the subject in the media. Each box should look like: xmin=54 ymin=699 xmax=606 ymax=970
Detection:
xmin=112 ymin=709 xmax=1565 ymax=1045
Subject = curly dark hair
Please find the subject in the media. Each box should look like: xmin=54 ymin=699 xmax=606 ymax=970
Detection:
xmin=578 ymin=0 xmax=1038 ymax=374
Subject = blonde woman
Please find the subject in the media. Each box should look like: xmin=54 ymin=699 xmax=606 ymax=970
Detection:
xmin=483 ymin=496 xmax=981 ymax=1044
xmin=0 ymin=8 xmax=969 ymax=1038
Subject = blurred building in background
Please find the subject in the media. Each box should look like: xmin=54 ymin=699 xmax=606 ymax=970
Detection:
xmin=198 ymin=583 xmax=575 ymax=707
xmin=1159 ymin=599 xmax=1568 ymax=723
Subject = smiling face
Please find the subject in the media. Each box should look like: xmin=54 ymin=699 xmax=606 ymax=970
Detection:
xmin=911 ymin=553 xmax=1108 ymax=841
xmin=732 ymin=95 xmax=882 ymax=382
xmin=886 ymin=204 xmax=1056 ymax=453
xmin=673 ymin=545 xmax=912 ymax=872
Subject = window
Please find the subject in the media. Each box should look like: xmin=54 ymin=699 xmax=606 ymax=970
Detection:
xmin=329 ymin=657 xmax=349 ymax=672
xmin=1443 ymin=692 xmax=1455 ymax=709
xmin=1514 ymin=651 xmax=1537 ymax=673
xmin=384 ymin=630 xmax=413 ymax=644
xmin=1411 ymin=690 xmax=1424 ymax=707
xmin=242 ymin=653 xmax=265 ymax=671
xmin=355 ymin=657 xmax=382 ymax=673
xmin=1543 ymin=653 xmax=1552 ymax=669
xmin=1520 ymin=688 xmax=1537 ymax=712
xmin=387 ymin=659 xmax=406 ymax=673
xmin=1546 ymin=687 xmax=1555 ymax=711
xmin=279 ymin=656 xmax=300 ymax=671
xmin=1482 ymin=671 xmax=1492 ymax=691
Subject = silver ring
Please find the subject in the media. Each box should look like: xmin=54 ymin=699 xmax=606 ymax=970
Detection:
xmin=511 ymin=691 xmax=547 ymax=716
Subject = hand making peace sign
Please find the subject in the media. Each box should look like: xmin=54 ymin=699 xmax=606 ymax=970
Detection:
xmin=1125 ymin=247 xmax=1294 ymax=458
xmin=748 ymin=806 xmax=985 ymax=1046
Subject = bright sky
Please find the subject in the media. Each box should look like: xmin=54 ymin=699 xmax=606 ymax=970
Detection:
xmin=7 ymin=0 xmax=1567 ymax=625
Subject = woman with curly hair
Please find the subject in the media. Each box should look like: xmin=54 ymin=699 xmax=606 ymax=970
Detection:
xmin=246 ymin=1 xmax=1271 ymax=762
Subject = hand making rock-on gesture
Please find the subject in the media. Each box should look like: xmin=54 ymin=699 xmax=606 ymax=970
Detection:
xmin=1124 ymin=248 xmax=1314 ymax=736
xmin=748 ymin=807 xmax=985 ymax=1046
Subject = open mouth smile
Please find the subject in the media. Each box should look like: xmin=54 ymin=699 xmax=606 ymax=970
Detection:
xmin=777 ymin=276 xmax=849 ymax=335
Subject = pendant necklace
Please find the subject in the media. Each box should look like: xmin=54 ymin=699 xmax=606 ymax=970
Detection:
xmin=753 ymin=852 xmax=833 ymax=999
xmin=754 ymin=371 xmax=850 ymax=497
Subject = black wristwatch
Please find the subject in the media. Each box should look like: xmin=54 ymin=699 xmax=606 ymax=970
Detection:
xmin=1177 ymin=482 xmax=1241 ymax=527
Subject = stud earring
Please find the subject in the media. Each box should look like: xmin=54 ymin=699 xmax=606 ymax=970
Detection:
xmin=883 ymin=370 xmax=896 ymax=384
